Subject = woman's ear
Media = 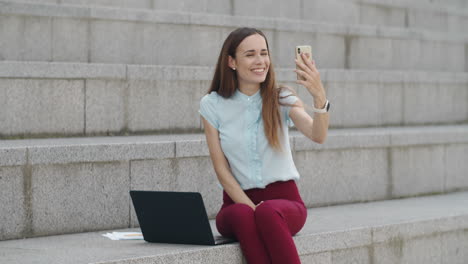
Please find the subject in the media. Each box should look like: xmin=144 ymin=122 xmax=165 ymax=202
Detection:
xmin=228 ymin=55 xmax=236 ymax=70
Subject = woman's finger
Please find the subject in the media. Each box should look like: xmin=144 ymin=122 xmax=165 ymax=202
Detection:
xmin=301 ymin=53 xmax=316 ymax=71
xmin=295 ymin=79 xmax=307 ymax=86
xmin=294 ymin=69 xmax=310 ymax=80
xmin=295 ymin=59 xmax=314 ymax=75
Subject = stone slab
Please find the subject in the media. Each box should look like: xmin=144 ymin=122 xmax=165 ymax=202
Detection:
xmin=0 ymin=79 xmax=84 ymax=136
xmin=445 ymin=144 xmax=468 ymax=191
xmin=391 ymin=145 xmax=445 ymax=197
xmin=0 ymin=61 xmax=126 ymax=79
xmin=85 ymin=80 xmax=126 ymax=134
xmin=295 ymin=148 xmax=389 ymax=207
xmin=1 ymin=63 xmax=466 ymax=136
xmin=0 ymin=126 xmax=466 ymax=165
xmin=1 ymin=1 xmax=468 ymax=70
xmin=0 ymin=166 xmax=26 ymax=240
xmin=1 ymin=191 xmax=468 ymax=263
xmin=30 ymin=162 xmax=130 ymax=237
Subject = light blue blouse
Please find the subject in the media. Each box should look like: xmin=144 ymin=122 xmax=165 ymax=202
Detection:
xmin=199 ymin=88 xmax=300 ymax=190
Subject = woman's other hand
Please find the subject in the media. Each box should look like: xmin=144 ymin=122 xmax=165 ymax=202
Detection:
xmin=254 ymin=201 xmax=264 ymax=210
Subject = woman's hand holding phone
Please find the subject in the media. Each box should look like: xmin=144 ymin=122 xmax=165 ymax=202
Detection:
xmin=294 ymin=51 xmax=327 ymax=107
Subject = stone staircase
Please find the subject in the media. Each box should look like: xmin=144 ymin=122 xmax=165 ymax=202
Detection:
xmin=0 ymin=0 xmax=467 ymax=263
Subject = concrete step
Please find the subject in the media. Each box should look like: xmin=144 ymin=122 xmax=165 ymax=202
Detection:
xmin=1 ymin=61 xmax=467 ymax=138
xmin=1 ymin=191 xmax=467 ymax=263
xmin=0 ymin=1 xmax=467 ymax=71
xmin=1 ymin=125 xmax=467 ymax=241
xmin=3 ymin=0 xmax=468 ymax=34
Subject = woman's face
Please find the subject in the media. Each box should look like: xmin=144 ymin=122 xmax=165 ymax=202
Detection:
xmin=229 ymin=34 xmax=270 ymax=87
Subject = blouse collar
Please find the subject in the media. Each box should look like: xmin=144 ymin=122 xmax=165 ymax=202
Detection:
xmin=233 ymin=88 xmax=262 ymax=102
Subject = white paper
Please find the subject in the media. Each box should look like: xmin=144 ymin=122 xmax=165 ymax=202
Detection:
xmin=102 ymin=232 xmax=143 ymax=240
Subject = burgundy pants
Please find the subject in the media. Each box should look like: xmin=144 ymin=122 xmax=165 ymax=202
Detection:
xmin=215 ymin=180 xmax=307 ymax=264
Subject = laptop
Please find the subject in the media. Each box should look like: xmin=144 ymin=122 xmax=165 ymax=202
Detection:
xmin=130 ymin=190 xmax=236 ymax=246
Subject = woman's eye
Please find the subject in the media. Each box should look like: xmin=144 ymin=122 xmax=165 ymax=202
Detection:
xmin=261 ymin=53 xmax=268 ymax=56
xmin=246 ymin=54 xmax=253 ymax=57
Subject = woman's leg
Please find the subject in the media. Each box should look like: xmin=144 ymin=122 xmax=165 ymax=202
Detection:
xmin=254 ymin=199 xmax=307 ymax=264
xmin=216 ymin=203 xmax=271 ymax=264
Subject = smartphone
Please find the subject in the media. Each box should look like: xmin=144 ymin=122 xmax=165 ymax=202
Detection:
xmin=295 ymin=45 xmax=312 ymax=81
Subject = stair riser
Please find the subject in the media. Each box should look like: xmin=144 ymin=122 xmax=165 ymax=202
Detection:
xmin=1 ymin=133 xmax=467 ymax=240
xmin=0 ymin=67 xmax=467 ymax=138
xmin=2 ymin=0 xmax=467 ymax=34
xmin=0 ymin=3 xmax=467 ymax=71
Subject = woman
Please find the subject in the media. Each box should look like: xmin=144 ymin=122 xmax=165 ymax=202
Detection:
xmin=199 ymin=27 xmax=329 ymax=264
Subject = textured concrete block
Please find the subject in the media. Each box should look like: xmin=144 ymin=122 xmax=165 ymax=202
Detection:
xmin=0 ymin=15 xmax=52 ymax=61
xmin=176 ymin=157 xmax=222 ymax=219
xmin=85 ymin=80 xmax=126 ymax=134
xmin=447 ymin=15 xmax=467 ymax=33
xmin=190 ymin=25 xmax=224 ymax=67
xmin=27 ymin=139 xmax=175 ymax=165
xmin=444 ymin=43 xmax=466 ymax=72
xmin=419 ymin=41 xmax=445 ymax=71
xmin=374 ymin=235 xmax=442 ymax=264
xmin=332 ymin=246 xmax=370 ymax=264
xmin=274 ymin=30 xmax=317 ymax=68
xmin=381 ymin=82 xmax=404 ymax=125
xmin=132 ymin=22 xmax=159 ymax=65
xmin=0 ymin=79 xmax=84 ymax=135
xmin=327 ymin=82 xmax=397 ymax=127
xmin=62 ymin=0 xmax=151 ymax=9
xmin=130 ymin=158 xmax=177 ymax=227
xmin=313 ymin=34 xmax=346 ymax=69
xmin=233 ymin=0 xmax=301 ymax=19
xmin=128 ymin=80 xmax=203 ymax=132
xmin=0 ymin=61 xmax=126 ymax=79
xmin=152 ymin=24 xmax=198 ymax=66
xmin=295 ymin=228 xmax=371 ymax=255
xmin=129 ymin=157 xmax=221 ymax=226
xmin=153 ymin=0 xmax=231 ymax=14
xmin=52 ymin=18 xmax=88 ymax=62
xmin=445 ymin=144 xmax=468 ymax=191
xmin=302 ymin=0 xmax=359 ymax=24
xmin=391 ymin=146 xmax=445 ymax=197
xmin=373 ymin=240 xmax=403 ymax=264
xmin=349 ymin=37 xmax=392 ymax=70
xmin=403 ymin=82 xmax=468 ymax=125
xmin=408 ymin=9 xmax=447 ymax=32
xmin=401 ymin=235 xmax=442 ymax=264
xmin=440 ymin=230 xmax=468 ymax=264
xmin=359 ymin=4 xmax=405 ymax=28
xmin=391 ymin=39 xmax=420 ymax=71
xmin=31 ymin=162 xmax=130 ymax=236
xmin=300 ymin=252 xmax=331 ymax=264
xmin=153 ymin=0 xmax=206 ymax=13
xmin=0 ymin=166 xmax=26 ymax=240
xmin=0 ymin=148 xmax=27 ymax=166
xmin=176 ymin=138 xmax=210 ymax=158
xmin=90 ymin=20 xmax=138 ymax=64
xmin=204 ymin=0 xmax=231 ymax=14
xmin=295 ymin=148 xmax=388 ymax=207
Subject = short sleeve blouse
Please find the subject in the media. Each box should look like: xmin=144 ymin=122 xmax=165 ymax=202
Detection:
xmin=199 ymin=88 xmax=300 ymax=190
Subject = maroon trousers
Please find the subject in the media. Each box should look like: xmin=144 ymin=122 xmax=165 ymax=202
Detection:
xmin=215 ymin=180 xmax=307 ymax=264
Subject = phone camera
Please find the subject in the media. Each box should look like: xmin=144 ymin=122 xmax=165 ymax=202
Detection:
xmin=298 ymin=48 xmax=301 ymax=54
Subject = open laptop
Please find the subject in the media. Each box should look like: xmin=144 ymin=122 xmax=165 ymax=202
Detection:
xmin=130 ymin=190 xmax=236 ymax=246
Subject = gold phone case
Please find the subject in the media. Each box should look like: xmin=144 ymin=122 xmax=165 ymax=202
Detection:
xmin=295 ymin=45 xmax=312 ymax=81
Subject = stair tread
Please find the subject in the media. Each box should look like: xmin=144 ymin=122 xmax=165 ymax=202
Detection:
xmin=1 ymin=191 xmax=467 ymax=264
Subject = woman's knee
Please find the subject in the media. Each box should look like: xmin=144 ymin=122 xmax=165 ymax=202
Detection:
xmin=254 ymin=201 xmax=280 ymax=222
xmin=216 ymin=203 xmax=255 ymax=234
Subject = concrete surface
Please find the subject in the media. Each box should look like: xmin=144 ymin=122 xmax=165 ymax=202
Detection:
xmin=0 ymin=191 xmax=467 ymax=263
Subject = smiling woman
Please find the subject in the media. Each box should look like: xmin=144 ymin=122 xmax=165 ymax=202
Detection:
xmin=199 ymin=27 xmax=330 ymax=264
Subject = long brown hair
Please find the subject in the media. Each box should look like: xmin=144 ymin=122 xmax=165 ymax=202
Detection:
xmin=208 ymin=27 xmax=284 ymax=151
